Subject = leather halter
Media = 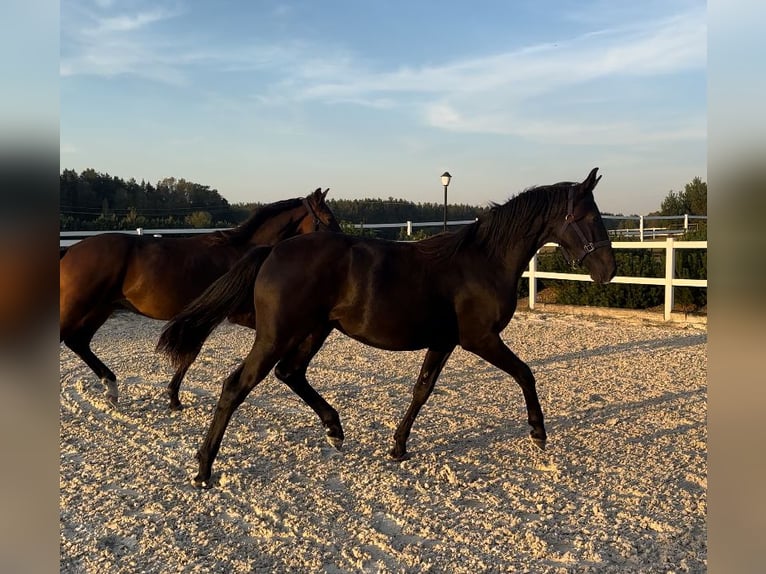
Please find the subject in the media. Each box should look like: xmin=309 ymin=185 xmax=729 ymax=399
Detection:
xmin=301 ymin=198 xmax=325 ymax=231
xmin=558 ymin=187 xmax=611 ymax=268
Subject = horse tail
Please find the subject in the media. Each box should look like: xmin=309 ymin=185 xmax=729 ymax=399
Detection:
xmin=156 ymin=245 xmax=273 ymax=368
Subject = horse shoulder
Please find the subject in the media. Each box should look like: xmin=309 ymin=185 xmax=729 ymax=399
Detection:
xmin=451 ymin=260 xmax=519 ymax=344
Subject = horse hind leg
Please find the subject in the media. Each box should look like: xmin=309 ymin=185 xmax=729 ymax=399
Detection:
xmin=273 ymin=326 xmax=343 ymax=450
xmin=166 ymin=361 xmax=191 ymax=411
xmin=166 ymin=330 xmax=224 ymax=410
xmin=390 ymin=347 xmax=454 ymax=460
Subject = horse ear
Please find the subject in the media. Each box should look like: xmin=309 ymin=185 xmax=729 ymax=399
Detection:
xmin=322 ymin=188 xmax=329 ymax=199
xmin=311 ymin=188 xmax=322 ymax=200
xmin=581 ymin=167 xmax=601 ymax=193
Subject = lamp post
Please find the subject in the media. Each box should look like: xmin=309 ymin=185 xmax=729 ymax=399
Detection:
xmin=441 ymin=171 xmax=451 ymax=232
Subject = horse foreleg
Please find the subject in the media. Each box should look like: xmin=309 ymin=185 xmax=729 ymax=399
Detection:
xmin=61 ymin=303 xmax=119 ymax=406
xmin=64 ymin=336 xmax=119 ymax=407
xmin=194 ymin=343 xmax=278 ymax=488
xmin=390 ymin=347 xmax=454 ymax=460
xmin=464 ymin=335 xmax=546 ymax=449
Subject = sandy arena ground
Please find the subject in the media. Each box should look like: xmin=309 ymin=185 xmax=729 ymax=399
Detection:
xmin=60 ymin=310 xmax=706 ymax=573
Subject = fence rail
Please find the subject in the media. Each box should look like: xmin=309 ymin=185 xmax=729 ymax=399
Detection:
xmin=59 ymin=227 xmax=222 ymax=248
xmin=60 ymin=225 xmax=707 ymax=322
xmin=348 ymin=214 xmax=706 ymax=241
xmin=524 ymin=238 xmax=707 ymax=321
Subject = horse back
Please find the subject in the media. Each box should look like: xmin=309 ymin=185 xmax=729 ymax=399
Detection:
xmin=256 ymin=234 xmax=460 ymax=350
xmin=60 ymin=233 xmax=137 ymax=296
xmin=121 ymin=234 xmax=245 ymax=318
xmin=60 ymin=233 xmax=243 ymax=322
xmin=60 ymin=234 xmax=139 ymax=336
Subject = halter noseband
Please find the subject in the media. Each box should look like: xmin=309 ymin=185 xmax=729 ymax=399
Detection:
xmin=301 ymin=198 xmax=324 ymax=231
xmin=558 ymin=187 xmax=611 ymax=269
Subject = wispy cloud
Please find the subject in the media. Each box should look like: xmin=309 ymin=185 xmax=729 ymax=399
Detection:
xmin=60 ymin=1 xmax=187 ymax=81
xmin=60 ymin=2 xmax=322 ymax=85
xmin=60 ymin=1 xmax=705 ymax=144
xmin=291 ymin=8 xmax=705 ymax=144
xmin=60 ymin=142 xmax=79 ymax=154
xmin=293 ymin=7 xmax=702 ymax=145
xmin=88 ymin=8 xmax=176 ymax=34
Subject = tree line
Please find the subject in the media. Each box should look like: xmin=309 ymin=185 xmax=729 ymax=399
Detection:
xmin=60 ymin=169 xmax=248 ymax=230
xmin=59 ymin=169 xmax=491 ymax=232
xmin=61 ymin=168 xmax=708 ymax=233
xmin=655 ymin=176 xmax=707 ymax=216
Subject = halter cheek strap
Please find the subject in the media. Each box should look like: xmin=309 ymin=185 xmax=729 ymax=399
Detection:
xmin=301 ymin=198 xmax=323 ymax=231
xmin=558 ymin=187 xmax=611 ymax=268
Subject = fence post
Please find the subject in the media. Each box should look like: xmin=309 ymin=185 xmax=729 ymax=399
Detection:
xmin=136 ymin=227 xmax=143 ymax=235
xmin=664 ymin=237 xmax=675 ymax=321
xmin=684 ymin=214 xmax=689 ymax=232
xmin=528 ymin=250 xmax=538 ymax=310
xmin=406 ymin=221 xmax=412 ymax=236
xmin=639 ymin=216 xmax=644 ymax=242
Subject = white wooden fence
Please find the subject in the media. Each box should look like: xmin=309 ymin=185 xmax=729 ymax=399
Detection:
xmin=524 ymin=238 xmax=707 ymax=321
xmin=351 ymin=214 xmax=706 ymax=241
xmin=59 ymin=227 xmax=221 ymax=248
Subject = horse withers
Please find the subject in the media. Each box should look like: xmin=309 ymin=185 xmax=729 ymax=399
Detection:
xmin=158 ymin=168 xmax=616 ymax=488
xmin=60 ymin=188 xmax=341 ymax=409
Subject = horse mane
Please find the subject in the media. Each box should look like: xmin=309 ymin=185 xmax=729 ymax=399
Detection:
xmin=416 ymin=182 xmax=573 ymax=261
xmin=206 ymin=197 xmax=303 ymax=246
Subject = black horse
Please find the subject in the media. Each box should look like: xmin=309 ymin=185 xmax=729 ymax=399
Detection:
xmin=158 ymin=168 xmax=616 ymax=487
xmin=61 ymin=188 xmax=340 ymax=408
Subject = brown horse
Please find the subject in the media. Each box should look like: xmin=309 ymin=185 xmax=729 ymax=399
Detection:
xmin=158 ymin=168 xmax=617 ymax=487
xmin=60 ymin=188 xmax=341 ymax=408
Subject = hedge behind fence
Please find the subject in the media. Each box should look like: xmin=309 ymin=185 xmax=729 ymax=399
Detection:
xmin=520 ymin=230 xmax=707 ymax=312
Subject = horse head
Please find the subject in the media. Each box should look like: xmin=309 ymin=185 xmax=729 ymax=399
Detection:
xmin=298 ymin=188 xmax=342 ymax=234
xmin=554 ymin=167 xmax=616 ymax=284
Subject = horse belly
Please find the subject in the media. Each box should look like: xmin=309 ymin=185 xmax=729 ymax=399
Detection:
xmin=334 ymin=302 xmax=452 ymax=352
xmin=123 ymin=245 xmax=234 ymax=319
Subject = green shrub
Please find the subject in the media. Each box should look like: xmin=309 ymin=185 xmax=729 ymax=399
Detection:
xmin=674 ymin=229 xmax=707 ymax=311
xmin=525 ymin=248 xmax=663 ymax=309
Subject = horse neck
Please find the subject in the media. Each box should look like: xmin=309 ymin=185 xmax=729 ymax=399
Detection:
xmin=241 ymin=206 xmax=303 ymax=246
xmin=501 ymin=221 xmax=550 ymax=277
xmin=483 ymin=192 xmax=561 ymax=278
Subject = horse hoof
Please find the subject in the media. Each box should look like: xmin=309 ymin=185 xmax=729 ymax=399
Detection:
xmin=105 ymin=394 xmax=118 ymax=408
xmin=531 ymin=436 xmax=547 ymax=451
xmin=388 ymin=448 xmax=409 ymax=461
xmin=191 ymin=475 xmax=213 ymax=489
xmin=169 ymin=402 xmax=184 ymax=412
xmin=326 ymin=435 xmax=344 ymax=451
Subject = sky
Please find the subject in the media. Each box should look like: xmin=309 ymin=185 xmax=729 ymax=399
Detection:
xmin=60 ymin=0 xmax=706 ymax=216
